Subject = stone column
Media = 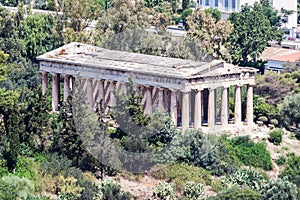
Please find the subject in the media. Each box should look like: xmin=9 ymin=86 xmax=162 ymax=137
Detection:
xmin=158 ymin=88 xmax=164 ymax=110
xmin=52 ymin=73 xmax=60 ymax=111
xmin=42 ymin=72 xmax=48 ymax=95
xmin=170 ymin=90 xmax=177 ymax=126
xmin=194 ymin=89 xmax=202 ymax=129
xmin=234 ymin=85 xmax=242 ymax=124
xmin=63 ymin=75 xmax=70 ymax=101
xmin=246 ymin=85 xmax=254 ymax=125
xmin=109 ymin=81 xmax=117 ymax=108
xmin=144 ymin=86 xmax=153 ymax=115
xmin=208 ymin=88 xmax=216 ymax=127
xmin=87 ymin=79 xmax=94 ymax=111
xmin=221 ymin=86 xmax=229 ymax=126
xmin=181 ymin=90 xmax=190 ymax=131
xmin=121 ymin=82 xmax=128 ymax=95
xmin=98 ymin=80 xmax=105 ymax=101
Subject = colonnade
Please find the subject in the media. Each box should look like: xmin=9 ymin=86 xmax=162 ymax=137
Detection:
xmin=42 ymin=72 xmax=254 ymax=130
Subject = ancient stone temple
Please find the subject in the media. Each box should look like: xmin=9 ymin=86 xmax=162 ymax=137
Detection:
xmin=38 ymin=42 xmax=257 ymax=131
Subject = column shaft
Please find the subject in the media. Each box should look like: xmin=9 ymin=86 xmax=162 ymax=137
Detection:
xmin=234 ymin=86 xmax=242 ymax=124
xmin=170 ymin=90 xmax=177 ymax=126
xmin=52 ymin=73 xmax=60 ymax=111
xmin=109 ymin=81 xmax=117 ymax=108
xmin=194 ymin=90 xmax=202 ymax=129
xmin=87 ymin=79 xmax=94 ymax=111
xmin=158 ymin=88 xmax=164 ymax=110
xmin=144 ymin=86 xmax=152 ymax=114
xmin=63 ymin=75 xmax=70 ymax=101
xmin=42 ymin=72 xmax=48 ymax=95
xmin=182 ymin=91 xmax=190 ymax=131
xmin=221 ymin=87 xmax=228 ymax=125
xmin=208 ymin=88 xmax=215 ymax=127
xmin=246 ymin=85 xmax=254 ymax=125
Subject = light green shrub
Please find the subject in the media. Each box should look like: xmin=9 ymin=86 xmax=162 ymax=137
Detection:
xmin=261 ymin=178 xmax=298 ymax=200
xmin=153 ymin=182 xmax=175 ymax=200
xmin=223 ymin=168 xmax=268 ymax=191
xmin=95 ymin=179 xmax=131 ymax=200
xmin=150 ymin=163 xmax=211 ymax=190
xmin=183 ymin=182 xmax=204 ymax=200
xmin=0 ymin=175 xmax=35 ymax=199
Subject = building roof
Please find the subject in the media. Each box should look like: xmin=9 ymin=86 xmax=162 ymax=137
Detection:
xmin=269 ymin=51 xmax=300 ymax=62
xmin=260 ymin=47 xmax=299 ymax=60
xmin=37 ymin=42 xmax=256 ymax=79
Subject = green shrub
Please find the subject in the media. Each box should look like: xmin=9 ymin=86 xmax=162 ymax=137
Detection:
xmin=208 ymin=186 xmax=261 ymax=200
xmin=269 ymin=129 xmax=283 ymax=145
xmin=229 ymin=136 xmax=273 ymax=170
xmin=150 ymin=163 xmax=212 ymax=191
xmin=258 ymin=116 xmax=268 ymax=123
xmin=15 ymin=157 xmax=39 ymax=180
xmin=270 ymin=119 xmax=279 ymax=126
xmin=184 ymin=130 xmax=240 ymax=176
xmin=279 ymin=153 xmax=300 ymax=186
xmin=261 ymin=178 xmax=298 ymax=200
xmin=183 ymin=182 xmax=204 ymax=200
xmin=95 ymin=179 xmax=131 ymax=200
xmin=223 ymin=168 xmax=268 ymax=191
xmin=276 ymin=156 xmax=286 ymax=166
xmin=153 ymin=182 xmax=175 ymax=200
xmin=0 ymin=159 xmax=9 ymax=178
xmin=211 ymin=179 xmax=225 ymax=192
xmin=0 ymin=175 xmax=35 ymax=200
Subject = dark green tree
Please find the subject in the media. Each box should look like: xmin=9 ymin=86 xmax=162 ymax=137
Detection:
xmin=227 ymin=2 xmax=283 ymax=65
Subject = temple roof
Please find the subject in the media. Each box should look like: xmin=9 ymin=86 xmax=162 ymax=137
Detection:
xmin=37 ymin=42 xmax=256 ymax=79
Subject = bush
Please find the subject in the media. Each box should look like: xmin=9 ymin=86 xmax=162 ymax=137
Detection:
xmin=258 ymin=116 xmax=268 ymax=123
xmin=15 ymin=157 xmax=39 ymax=180
xmin=223 ymin=168 xmax=268 ymax=191
xmin=95 ymin=179 xmax=131 ymax=200
xmin=276 ymin=156 xmax=286 ymax=166
xmin=183 ymin=182 xmax=204 ymax=199
xmin=261 ymin=178 xmax=298 ymax=200
xmin=150 ymin=163 xmax=211 ymax=191
xmin=269 ymin=129 xmax=283 ymax=145
xmin=270 ymin=119 xmax=279 ymax=126
xmin=208 ymin=186 xmax=261 ymax=200
xmin=153 ymin=182 xmax=175 ymax=200
xmin=184 ymin=130 xmax=240 ymax=176
xmin=279 ymin=153 xmax=300 ymax=186
xmin=229 ymin=136 xmax=273 ymax=170
xmin=211 ymin=179 xmax=225 ymax=192
xmin=0 ymin=175 xmax=35 ymax=200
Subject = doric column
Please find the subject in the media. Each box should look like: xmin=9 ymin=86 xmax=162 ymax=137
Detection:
xmin=194 ymin=89 xmax=202 ymax=129
xmin=246 ymin=85 xmax=254 ymax=125
xmin=208 ymin=88 xmax=216 ymax=127
xmin=234 ymin=85 xmax=242 ymax=124
xmin=52 ymin=73 xmax=60 ymax=111
xmin=170 ymin=90 xmax=177 ymax=126
xmin=121 ymin=82 xmax=128 ymax=95
xmin=144 ymin=86 xmax=152 ymax=114
xmin=158 ymin=88 xmax=164 ymax=110
xmin=98 ymin=80 xmax=105 ymax=101
xmin=221 ymin=86 xmax=229 ymax=126
xmin=109 ymin=81 xmax=117 ymax=108
xmin=63 ymin=75 xmax=70 ymax=101
xmin=181 ymin=90 xmax=190 ymax=131
xmin=42 ymin=72 xmax=48 ymax=95
xmin=87 ymin=79 xmax=94 ymax=111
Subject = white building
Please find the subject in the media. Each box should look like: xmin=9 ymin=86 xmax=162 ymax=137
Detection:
xmin=198 ymin=0 xmax=297 ymax=29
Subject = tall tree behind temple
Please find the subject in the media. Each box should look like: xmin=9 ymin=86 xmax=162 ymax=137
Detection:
xmin=227 ymin=1 xmax=283 ymax=65
xmin=185 ymin=8 xmax=233 ymax=60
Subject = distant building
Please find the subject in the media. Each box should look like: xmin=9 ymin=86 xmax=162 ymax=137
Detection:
xmin=261 ymin=47 xmax=300 ymax=73
xmin=198 ymin=0 xmax=297 ymax=29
